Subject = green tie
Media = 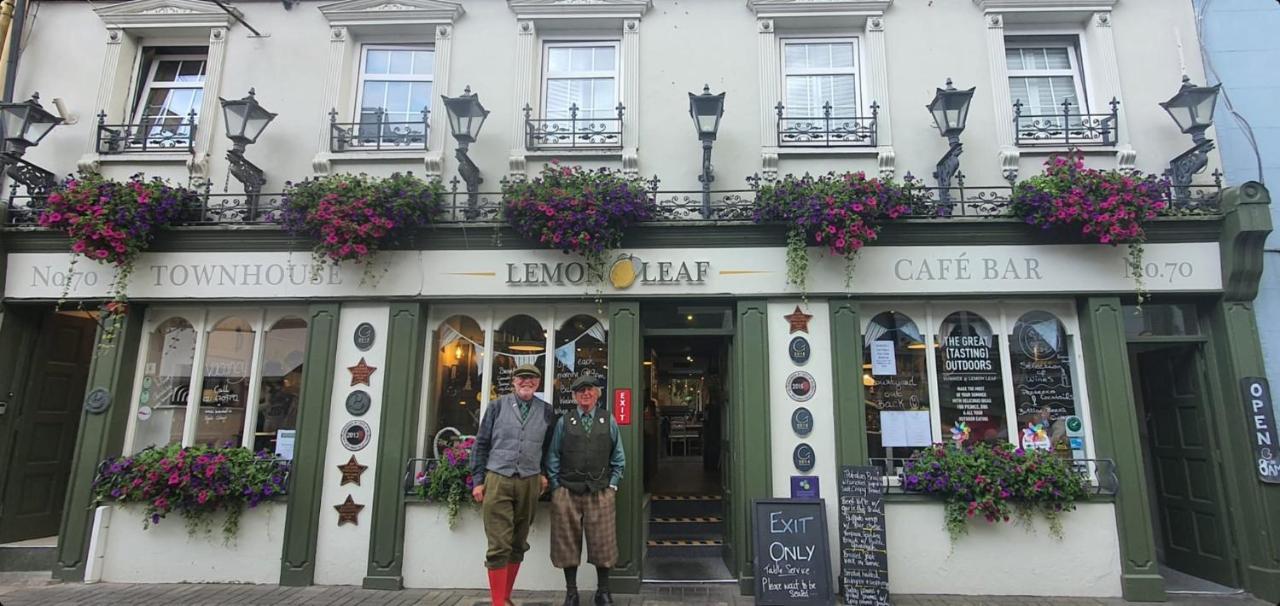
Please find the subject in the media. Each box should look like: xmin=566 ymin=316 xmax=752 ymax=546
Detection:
xmin=581 ymin=410 xmax=592 ymax=434
xmin=518 ymin=400 xmax=530 ymax=422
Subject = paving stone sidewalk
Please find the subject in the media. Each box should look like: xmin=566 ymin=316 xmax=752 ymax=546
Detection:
xmin=0 ymin=576 xmax=1271 ymax=606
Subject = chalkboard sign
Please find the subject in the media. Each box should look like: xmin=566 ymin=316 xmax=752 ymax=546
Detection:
xmin=752 ymin=499 xmax=833 ymax=606
xmin=936 ymin=312 xmax=1007 ymax=444
xmin=838 ymin=466 xmax=889 ymax=606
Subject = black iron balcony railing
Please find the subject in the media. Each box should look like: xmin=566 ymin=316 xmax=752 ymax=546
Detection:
xmin=524 ymin=103 xmax=624 ymax=151
xmin=3 ymin=170 xmax=1222 ymax=228
xmin=96 ymin=110 xmax=197 ymax=154
xmin=330 ymin=107 xmax=429 ymax=153
xmin=776 ymin=101 xmax=878 ymax=148
xmin=1014 ymin=98 xmax=1119 ymax=147
xmin=869 ymin=456 xmax=1119 ymax=497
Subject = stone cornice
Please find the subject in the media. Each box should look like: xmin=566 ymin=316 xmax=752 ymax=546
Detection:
xmin=971 ymin=0 xmax=1118 ymax=12
xmin=94 ymin=0 xmax=234 ymax=29
xmin=747 ymin=0 xmax=893 ymax=17
xmin=318 ymin=0 xmax=464 ymax=25
xmin=507 ymin=0 xmax=652 ymax=20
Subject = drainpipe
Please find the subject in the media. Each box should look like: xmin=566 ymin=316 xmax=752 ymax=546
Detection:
xmin=0 ymin=0 xmax=15 ymax=79
xmin=1 ymin=0 xmax=27 ymax=102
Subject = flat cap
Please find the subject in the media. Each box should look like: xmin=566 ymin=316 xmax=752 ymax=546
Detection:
xmin=512 ymin=363 xmax=542 ymax=378
xmin=571 ymin=372 xmax=600 ymax=391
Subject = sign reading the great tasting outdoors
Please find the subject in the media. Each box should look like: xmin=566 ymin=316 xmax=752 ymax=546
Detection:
xmin=752 ymin=499 xmax=833 ymax=606
xmin=838 ymin=466 xmax=889 ymax=606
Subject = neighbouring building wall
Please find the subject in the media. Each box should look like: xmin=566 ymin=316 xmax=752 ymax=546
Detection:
xmin=1194 ymin=0 xmax=1280 ymax=417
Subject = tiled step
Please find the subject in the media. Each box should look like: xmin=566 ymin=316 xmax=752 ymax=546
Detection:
xmin=645 ymin=538 xmax=724 ymax=558
xmin=0 ymin=545 xmax=55 ymax=572
xmin=650 ymin=494 xmax=723 ymax=519
xmin=648 ymin=516 xmax=724 ymax=540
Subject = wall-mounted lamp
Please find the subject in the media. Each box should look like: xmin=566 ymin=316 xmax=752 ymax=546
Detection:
xmin=1160 ymin=75 xmax=1221 ymax=201
xmin=442 ymin=86 xmax=490 ymax=206
xmin=0 ymin=93 xmax=63 ymax=196
xmin=926 ymin=79 xmax=974 ymax=213
xmin=219 ymin=88 xmax=276 ymax=219
xmin=688 ymin=85 xmax=725 ymax=219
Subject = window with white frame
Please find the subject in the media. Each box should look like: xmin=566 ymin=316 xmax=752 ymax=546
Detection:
xmin=531 ymin=42 xmax=622 ymax=148
xmin=1005 ymin=37 xmax=1114 ymax=146
xmin=778 ymin=38 xmax=873 ymax=147
xmin=862 ymin=302 xmax=1093 ymax=475
xmin=128 ymin=48 xmax=207 ymax=149
xmin=352 ymin=44 xmax=434 ymax=148
xmin=129 ymin=308 xmax=308 ymax=458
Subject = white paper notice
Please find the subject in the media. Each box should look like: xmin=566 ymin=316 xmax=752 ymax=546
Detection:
xmin=870 ymin=341 xmax=897 ymax=376
xmin=881 ymin=410 xmax=933 ymax=447
xmin=275 ymin=429 xmax=297 ymax=460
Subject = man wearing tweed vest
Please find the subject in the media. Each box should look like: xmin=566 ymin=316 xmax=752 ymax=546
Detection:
xmin=546 ymin=372 xmax=626 ymax=606
xmin=470 ymin=363 xmax=556 ymax=606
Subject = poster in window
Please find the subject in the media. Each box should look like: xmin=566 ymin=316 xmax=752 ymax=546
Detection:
xmin=1011 ymin=312 xmax=1077 ymax=456
xmin=936 ymin=312 xmax=1007 ymax=444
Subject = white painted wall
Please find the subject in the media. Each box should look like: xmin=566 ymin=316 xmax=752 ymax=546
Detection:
xmin=98 ymin=503 xmax=286 ymax=584
xmin=402 ymin=502 xmax=587 ymax=591
xmin=313 ymin=303 xmax=390 ymax=586
xmin=885 ymin=501 xmax=1122 ymax=597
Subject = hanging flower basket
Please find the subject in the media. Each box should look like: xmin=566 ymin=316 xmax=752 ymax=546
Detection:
xmin=276 ymin=172 xmax=445 ymax=281
xmin=752 ymin=171 xmax=926 ymax=293
xmin=1010 ymin=154 xmax=1170 ymax=301
xmin=38 ymin=172 xmax=198 ymax=345
xmin=501 ymin=162 xmax=655 ymax=277
xmin=414 ymin=437 xmax=476 ymax=528
xmin=93 ymin=444 xmax=290 ymax=540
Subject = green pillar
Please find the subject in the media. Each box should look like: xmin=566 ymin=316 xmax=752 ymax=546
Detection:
xmin=364 ymin=302 xmax=427 ymax=590
xmin=53 ymin=306 xmax=144 ymax=582
xmin=1077 ymin=296 xmax=1164 ymax=601
xmin=279 ymin=303 xmax=341 ymax=587
xmin=829 ymin=302 xmax=867 ymax=467
xmin=1203 ymin=182 xmax=1280 ymax=603
xmin=732 ymin=300 xmax=771 ymax=594
xmin=607 ymin=301 xmax=642 ymax=594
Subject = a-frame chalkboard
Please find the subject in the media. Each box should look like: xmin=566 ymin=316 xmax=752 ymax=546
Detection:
xmin=752 ymin=499 xmax=834 ymax=605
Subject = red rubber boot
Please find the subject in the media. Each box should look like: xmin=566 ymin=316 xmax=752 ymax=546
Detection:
xmin=504 ymin=562 xmax=521 ymax=604
xmin=487 ymin=567 xmax=509 ymax=606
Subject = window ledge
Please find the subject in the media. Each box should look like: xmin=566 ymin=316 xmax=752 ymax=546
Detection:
xmin=524 ymin=148 xmax=624 ymax=160
xmin=775 ymin=146 xmax=883 ymax=158
xmin=1015 ymin=145 xmax=1118 ymax=155
xmin=328 ymin=149 xmax=427 ymax=161
xmin=97 ymin=152 xmax=193 ymax=164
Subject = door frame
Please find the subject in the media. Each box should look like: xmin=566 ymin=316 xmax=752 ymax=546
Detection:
xmin=0 ymin=305 xmax=44 ymax=540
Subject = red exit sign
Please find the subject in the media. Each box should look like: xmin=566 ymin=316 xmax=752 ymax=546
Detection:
xmin=613 ymin=388 xmax=632 ymax=425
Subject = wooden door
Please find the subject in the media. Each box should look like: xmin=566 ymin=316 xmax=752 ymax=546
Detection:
xmin=1139 ymin=346 xmax=1237 ymax=587
xmin=0 ymin=312 xmax=96 ymax=543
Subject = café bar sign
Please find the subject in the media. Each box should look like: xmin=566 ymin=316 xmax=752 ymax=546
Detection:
xmin=6 ymin=243 xmax=1221 ymax=300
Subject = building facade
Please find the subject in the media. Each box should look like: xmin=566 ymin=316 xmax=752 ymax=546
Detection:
xmin=0 ymin=0 xmax=1276 ymax=602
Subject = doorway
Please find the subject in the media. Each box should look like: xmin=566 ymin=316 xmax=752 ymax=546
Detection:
xmin=0 ymin=308 xmax=97 ymax=544
xmin=1131 ymin=343 xmax=1240 ymax=593
xmin=640 ymin=330 xmax=734 ymax=582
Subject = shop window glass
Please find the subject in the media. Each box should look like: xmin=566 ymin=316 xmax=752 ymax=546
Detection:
xmin=554 ymin=314 xmax=607 ymax=415
xmin=1123 ymin=304 xmax=1200 ymax=338
xmin=253 ymin=317 xmax=308 ymax=457
xmin=491 ymin=314 xmax=546 ymax=400
xmin=864 ymin=312 xmax=931 ymax=469
xmin=935 ymin=311 xmax=1007 ymax=445
xmin=195 ymin=317 xmax=256 ymax=447
xmin=1011 ymin=311 xmax=1080 ymax=457
xmin=432 ymin=315 xmax=485 ymax=445
xmin=133 ymin=317 xmax=198 ymax=450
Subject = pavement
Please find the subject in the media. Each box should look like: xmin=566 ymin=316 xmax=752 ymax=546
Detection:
xmin=0 ymin=574 xmax=1272 ymax=606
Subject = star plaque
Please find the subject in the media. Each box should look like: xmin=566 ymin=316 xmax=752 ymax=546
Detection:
xmin=334 ymin=495 xmax=365 ymax=526
xmin=784 ymin=306 xmax=813 ymax=334
xmin=337 ymin=455 xmax=368 ymax=486
xmin=348 ymin=358 xmax=377 ymax=386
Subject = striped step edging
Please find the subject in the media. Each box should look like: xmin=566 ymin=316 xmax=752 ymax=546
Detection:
xmin=651 ymin=516 xmax=723 ymax=523
xmin=651 ymin=495 xmax=722 ymax=501
xmin=646 ymin=539 xmax=724 ymax=547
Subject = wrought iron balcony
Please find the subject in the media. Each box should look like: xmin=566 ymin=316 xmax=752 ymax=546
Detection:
xmin=95 ymin=110 xmax=197 ymax=154
xmin=776 ymin=102 xmax=878 ymax=148
xmin=329 ymin=107 xmax=429 ymax=153
xmin=1014 ymin=98 xmax=1119 ymax=147
xmin=524 ymin=103 xmax=624 ymax=151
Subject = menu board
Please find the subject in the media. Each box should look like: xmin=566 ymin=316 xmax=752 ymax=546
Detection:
xmin=752 ymin=499 xmax=833 ymax=606
xmin=838 ymin=466 xmax=889 ymax=606
xmin=936 ymin=323 xmax=1006 ymax=444
xmin=1011 ymin=318 xmax=1077 ymax=453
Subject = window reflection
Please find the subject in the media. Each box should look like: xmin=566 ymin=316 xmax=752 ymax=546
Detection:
xmin=432 ymin=315 xmax=485 ymax=444
xmin=1011 ymin=311 xmax=1080 ymax=457
xmin=863 ymin=312 xmax=931 ymax=469
xmin=554 ymin=314 xmax=607 ymax=415
xmin=133 ymin=317 xmax=198 ymax=451
xmin=195 ymin=317 xmax=256 ymax=447
xmin=253 ymin=317 xmax=307 ymax=457
xmin=490 ymin=314 xmax=545 ymax=400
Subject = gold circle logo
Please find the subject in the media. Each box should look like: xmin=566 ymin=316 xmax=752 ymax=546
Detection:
xmin=609 ymin=255 xmax=641 ymax=289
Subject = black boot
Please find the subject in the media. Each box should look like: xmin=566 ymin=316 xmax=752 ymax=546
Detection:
xmin=593 ymin=567 xmax=613 ymax=605
xmin=563 ymin=566 xmax=580 ymax=606
xmin=562 ymin=592 xmax=580 ymax=606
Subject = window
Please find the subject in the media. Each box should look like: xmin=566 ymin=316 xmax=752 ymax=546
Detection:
xmin=778 ymin=38 xmax=873 ymax=147
xmin=530 ymin=42 xmax=623 ymax=149
xmin=1006 ymin=37 xmax=1114 ymax=146
xmin=125 ymin=49 xmax=207 ymax=151
xmin=430 ymin=315 xmax=486 ymax=443
xmin=128 ymin=308 xmax=308 ymax=457
xmin=862 ymin=304 xmax=1093 ymax=474
xmin=554 ymin=315 xmax=608 ymax=416
xmin=491 ymin=314 xmax=547 ymax=399
xmin=353 ymin=45 xmax=433 ymax=148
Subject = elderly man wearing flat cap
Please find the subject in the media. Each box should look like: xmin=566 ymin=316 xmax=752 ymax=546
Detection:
xmin=546 ymin=371 xmax=626 ymax=606
xmin=470 ymin=363 xmax=556 ymax=606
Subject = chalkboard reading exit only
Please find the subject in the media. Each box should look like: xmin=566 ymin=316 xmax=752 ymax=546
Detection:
xmin=752 ymin=499 xmax=833 ymax=606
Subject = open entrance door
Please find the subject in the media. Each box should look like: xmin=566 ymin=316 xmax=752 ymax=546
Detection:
xmin=641 ymin=332 xmax=734 ymax=582
xmin=0 ymin=309 xmax=97 ymax=544
xmin=1131 ymin=343 xmax=1239 ymax=591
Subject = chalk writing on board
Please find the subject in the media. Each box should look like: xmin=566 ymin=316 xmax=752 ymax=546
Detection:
xmin=752 ymin=500 xmax=832 ymax=606
xmin=839 ymin=466 xmax=889 ymax=606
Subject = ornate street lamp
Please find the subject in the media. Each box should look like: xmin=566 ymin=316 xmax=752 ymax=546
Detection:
xmin=219 ymin=88 xmax=276 ymax=218
xmin=688 ymin=85 xmax=725 ymax=218
xmin=0 ymin=92 xmax=63 ymax=196
xmin=926 ymin=79 xmax=974 ymax=212
xmin=1160 ymin=75 xmax=1221 ymax=198
xmin=442 ymin=86 xmax=489 ymax=205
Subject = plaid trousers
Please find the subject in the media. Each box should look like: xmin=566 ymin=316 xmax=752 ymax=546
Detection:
xmin=549 ymin=486 xmax=618 ymax=568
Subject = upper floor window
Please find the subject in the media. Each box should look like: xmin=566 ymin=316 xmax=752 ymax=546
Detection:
xmin=98 ymin=47 xmax=206 ymax=154
xmin=337 ymin=44 xmax=433 ymax=151
xmin=1007 ymin=37 xmax=1116 ymax=146
xmin=777 ymin=38 xmax=875 ymax=147
xmin=527 ymin=41 xmax=623 ymax=150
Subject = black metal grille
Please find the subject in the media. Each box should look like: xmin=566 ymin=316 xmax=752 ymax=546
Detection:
xmin=95 ymin=110 xmax=197 ymax=154
xmin=1014 ymin=98 xmax=1119 ymax=147
xmin=776 ymin=102 xmax=878 ymax=148
xmin=525 ymin=103 xmax=624 ymax=150
xmin=329 ymin=108 xmax=429 ymax=152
